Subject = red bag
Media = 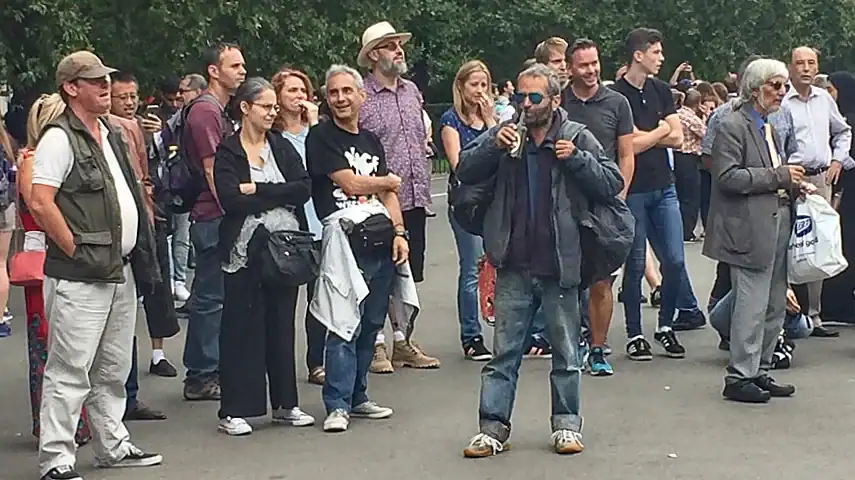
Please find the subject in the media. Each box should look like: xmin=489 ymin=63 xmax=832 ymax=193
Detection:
xmin=9 ymin=250 xmax=45 ymax=287
xmin=478 ymin=256 xmax=496 ymax=326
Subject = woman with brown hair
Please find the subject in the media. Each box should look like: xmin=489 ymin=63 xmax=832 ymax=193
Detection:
xmin=271 ymin=68 xmax=327 ymax=385
xmin=15 ymin=93 xmax=91 ymax=445
xmin=440 ymin=60 xmax=496 ymax=361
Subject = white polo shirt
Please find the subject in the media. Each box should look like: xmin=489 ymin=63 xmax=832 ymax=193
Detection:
xmin=33 ymin=120 xmax=139 ymax=256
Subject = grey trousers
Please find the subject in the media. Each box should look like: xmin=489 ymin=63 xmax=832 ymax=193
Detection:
xmin=803 ymin=171 xmax=832 ymax=321
xmin=726 ymin=204 xmax=790 ymax=382
xmin=39 ymin=265 xmax=137 ymax=475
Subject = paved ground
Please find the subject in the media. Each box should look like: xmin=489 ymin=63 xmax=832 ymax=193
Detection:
xmin=2 ymin=177 xmax=855 ymax=480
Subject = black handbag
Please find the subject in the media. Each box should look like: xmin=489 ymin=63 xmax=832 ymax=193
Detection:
xmin=257 ymin=228 xmax=320 ymax=287
xmin=345 ymin=213 xmax=395 ymax=256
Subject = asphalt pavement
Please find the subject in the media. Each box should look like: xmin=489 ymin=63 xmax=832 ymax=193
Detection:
xmin=1 ymin=177 xmax=854 ymax=480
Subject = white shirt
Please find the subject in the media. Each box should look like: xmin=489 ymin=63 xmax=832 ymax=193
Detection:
xmin=33 ymin=120 xmax=139 ymax=256
xmin=783 ymin=85 xmax=853 ymax=170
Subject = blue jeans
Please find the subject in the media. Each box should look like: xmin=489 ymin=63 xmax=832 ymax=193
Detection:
xmin=125 ymin=336 xmax=139 ymax=412
xmin=449 ymin=209 xmax=483 ymax=345
xmin=478 ymin=269 xmax=583 ymax=442
xmin=170 ymin=212 xmax=191 ymax=284
xmin=622 ymin=186 xmax=699 ymax=338
xmin=183 ymin=218 xmax=223 ymax=383
xmin=322 ymin=251 xmax=395 ymax=414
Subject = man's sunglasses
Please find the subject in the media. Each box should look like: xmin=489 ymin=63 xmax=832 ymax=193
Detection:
xmin=511 ymin=92 xmax=545 ymax=105
xmin=767 ymin=80 xmax=790 ymax=92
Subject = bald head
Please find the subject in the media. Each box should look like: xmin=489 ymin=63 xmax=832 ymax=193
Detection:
xmin=790 ymin=46 xmax=819 ymax=90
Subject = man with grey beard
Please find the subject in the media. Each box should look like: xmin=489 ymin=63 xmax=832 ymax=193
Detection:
xmin=356 ymin=21 xmax=440 ymax=373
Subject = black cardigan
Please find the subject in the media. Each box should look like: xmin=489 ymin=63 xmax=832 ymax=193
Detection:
xmin=213 ymin=129 xmax=312 ymax=262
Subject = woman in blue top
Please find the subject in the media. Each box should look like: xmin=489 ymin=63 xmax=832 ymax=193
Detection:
xmin=440 ymin=60 xmax=497 ymax=361
xmin=272 ymin=68 xmax=327 ymax=385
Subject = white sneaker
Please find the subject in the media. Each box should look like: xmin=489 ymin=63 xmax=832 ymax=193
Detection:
xmin=323 ymin=409 xmax=349 ymax=432
xmin=351 ymin=401 xmax=393 ymax=419
xmin=173 ymin=281 xmax=191 ymax=302
xmin=273 ymin=406 xmax=315 ymax=427
xmin=218 ymin=417 xmax=252 ymax=436
xmin=3 ymin=308 xmax=12 ymax=322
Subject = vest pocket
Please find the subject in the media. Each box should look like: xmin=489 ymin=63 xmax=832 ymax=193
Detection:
xmin=72 ymin=230 xmax=113 ymax=276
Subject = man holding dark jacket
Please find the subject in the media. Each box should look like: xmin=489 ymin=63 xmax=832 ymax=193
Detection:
xmin=457 ymin=64 xmax=623 ymax=458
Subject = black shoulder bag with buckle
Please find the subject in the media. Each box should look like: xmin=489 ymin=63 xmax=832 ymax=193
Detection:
xmin=252 ymin=227 xmax=320 ymax=287
xmin=345 ymin=213 xmax=396 ymax=257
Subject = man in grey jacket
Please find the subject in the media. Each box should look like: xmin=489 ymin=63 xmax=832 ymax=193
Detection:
xmin=457 ymin=64 xmax=623 ymax=458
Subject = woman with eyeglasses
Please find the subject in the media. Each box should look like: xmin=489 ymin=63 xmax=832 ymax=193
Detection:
xmin=441 ymin=60 xmax=497 ymax=361
xmin=214 ymin=77 xmax=314 ymax=435
xmin=271 ymin=68 xmax=327 ymax=386
xmin=15 ymin=93 xmax=92 ymax=445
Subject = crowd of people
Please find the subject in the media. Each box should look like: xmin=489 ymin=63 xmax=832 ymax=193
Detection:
xmin=1 ymin=19 xmax=854 ymax=480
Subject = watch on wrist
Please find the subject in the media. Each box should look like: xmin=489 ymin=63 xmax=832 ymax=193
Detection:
xmin=395 ymin=230 xmax=409 ymax=240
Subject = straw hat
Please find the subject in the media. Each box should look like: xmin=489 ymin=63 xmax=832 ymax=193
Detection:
xmin=357 ymin=21 xmax=412 ymax=68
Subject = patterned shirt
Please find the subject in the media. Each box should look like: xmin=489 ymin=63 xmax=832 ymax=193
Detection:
xmin=678 ymin=106 xmax=706 ymax=155
xmin=701 ymin=99 xmax=797 ymax=159
xmin=359 ymin=74 xmax=430 ymax=211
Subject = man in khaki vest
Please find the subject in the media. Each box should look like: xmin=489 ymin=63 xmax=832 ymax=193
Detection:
xmin=29 ymin=50 xmax=163 ymax=480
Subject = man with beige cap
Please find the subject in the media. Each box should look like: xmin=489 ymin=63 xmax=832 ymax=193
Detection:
xmin=29 ymin=50 xmax=163 ymax=480
xmin=357 ymin=21 xmax=441 ymax=373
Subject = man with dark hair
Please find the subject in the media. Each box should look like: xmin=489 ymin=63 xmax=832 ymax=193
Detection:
xmin=612 ymin=28 xmax=705 ymax=361
xmin=157 ymin=76 xmax=183 ymax=118
xmin=181 ymin=42 xmax=245 ymax=401
xmin=564 ymin=38 xmax=635 ymax=376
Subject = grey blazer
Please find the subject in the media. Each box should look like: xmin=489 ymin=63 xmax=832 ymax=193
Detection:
xmin=702 ymin=103 xmax=795 ymax=270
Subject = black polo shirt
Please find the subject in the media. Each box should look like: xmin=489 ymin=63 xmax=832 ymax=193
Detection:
xmin=612 ymin=76 xmax=676 ymax=194
xmin=562 ymin=84 xmax=634 ymax=164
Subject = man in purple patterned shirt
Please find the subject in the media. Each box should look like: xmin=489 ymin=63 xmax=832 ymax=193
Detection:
xmin=356 ymin=21 xmax=441 ymax=373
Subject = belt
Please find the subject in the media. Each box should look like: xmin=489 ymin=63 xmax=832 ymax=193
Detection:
xmin=803 ymin=166 xmax=829 ymax=176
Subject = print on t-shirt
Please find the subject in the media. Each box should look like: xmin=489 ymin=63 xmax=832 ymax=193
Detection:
xmin=334 ymin=146 xmax=381 ymax=209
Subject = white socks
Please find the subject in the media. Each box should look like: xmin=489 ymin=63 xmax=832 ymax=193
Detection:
xmin=375 ymin=331 xmax=407 ymax=345
xmin=152 ymin=349 xmax=166 ymax=365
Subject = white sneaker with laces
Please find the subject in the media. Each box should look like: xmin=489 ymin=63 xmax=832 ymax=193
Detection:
xmin=218 ymin=417 xmax=252 ymax=436
xmin=273 ymin=406 xmax=315 ymax=426
xmin=173 ymin=281 xmax=191 ymax=302
xmin=323 ymin=409 xmax=349 ymax=432
xmin=351 ymin=401 xmax=393 ymax=419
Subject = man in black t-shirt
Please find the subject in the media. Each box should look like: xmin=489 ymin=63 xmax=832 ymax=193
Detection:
xmin=611 ymin=28 xmax=705 ymax=362
xmin=305 ymin=64 xmax=408 ymax=434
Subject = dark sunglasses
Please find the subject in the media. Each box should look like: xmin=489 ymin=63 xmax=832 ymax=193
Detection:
xmin=767 ymin=80 xmax=790 ymax=92
xmin=375 ymin=41 xmax=404 ymax=52
xmin=511 ymin=92 xmax=545 ymax=105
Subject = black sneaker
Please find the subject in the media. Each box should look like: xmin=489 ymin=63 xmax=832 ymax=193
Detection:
xmin=654 ymin=330 xmax=686 ymax=358
xmin=524 ymin=336 xmax=552 ymax=359
xmin=754 ymin=376 xmax=796 ymax=397
xmin=97 ymin=444 xmax=163 ymax=468
xmin=183 ymin=377 xmax=220 ymax=401
xmin=718 ymin=338 xmax=730 ymax=351
xmin=625 ymin=337 xmax=653 ymax=361
xmin=649 ymin=287 xmax=662 ymax=308
xmin=42 ymin=466 xmax=82 ymax=480
xmin=463 ymin=336 xmax=493 ymax=361
xmin=672 ymin=309 xmax=707 ymax=331
xmin=149 ymin=359 xmax=178 ymax=377
xmin=723 ymin=381 xmax=771 ymax=403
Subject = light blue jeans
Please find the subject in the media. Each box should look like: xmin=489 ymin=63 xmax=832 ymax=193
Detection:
xmin=478 ymin=269 xmax=583 ymax=442
xmin=170 ymin=212 xmax=191 ymax=284
xmin=448 ymin=209 xmax=484 ymax=345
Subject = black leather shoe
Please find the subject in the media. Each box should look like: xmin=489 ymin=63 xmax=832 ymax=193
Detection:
xmin=124 ymin=401 xmax=167 ymax=421
xmin=810 ymin=326 xmax=840 ymax=338
xmin=149 ymin=359 xmax=178 ymax=377
xmin=723 ymin=382 xmax=771 ymax=403
xmin=754 ymin=376 xmax=795 ymax=397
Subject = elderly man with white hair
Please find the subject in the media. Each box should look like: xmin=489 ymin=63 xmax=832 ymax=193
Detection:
xmin=704 ymin=58 xmax=816 ymax=404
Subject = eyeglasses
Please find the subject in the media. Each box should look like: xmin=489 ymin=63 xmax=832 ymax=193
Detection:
xmin=767 ymin=80 xmax=790 ymax=92
xmin=112 ymin=93 xmax=138 ymax=102
xmin=252 ymin=102 xmax=281 ymax=114
xmin=511 ymin=92 xmax=545 ymax=105
xmin=376 ymin=41 xmax=404 ymax=52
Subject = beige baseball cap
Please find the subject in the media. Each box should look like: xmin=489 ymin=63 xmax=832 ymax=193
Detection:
xmin=55 ymin=51 xmax=117 ymax=87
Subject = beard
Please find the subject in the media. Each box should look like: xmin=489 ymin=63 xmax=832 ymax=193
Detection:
xmin=524 ymin=103 xmax=553 ymax=128
xmin=379 ymin=56 xmax=408 ymax=76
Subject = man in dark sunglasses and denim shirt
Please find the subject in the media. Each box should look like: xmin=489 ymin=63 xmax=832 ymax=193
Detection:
xmin=457 ymin=64 xmax=623 ymax=458
xmin=612 ymin=27 xmax=706 ymax=361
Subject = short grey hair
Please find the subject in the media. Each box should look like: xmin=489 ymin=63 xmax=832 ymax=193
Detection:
xmin=183 ymin=73 xmax=207 ymax=91
xmin=518 ymin=63 xmax=561 ymax=97
xmin=813 ymin=74 xmax=831 ymax=89
xmin=325 ymin=64 xmax=364 ymax=90
xmin=738 ymin=59 xmax=789 ymax=105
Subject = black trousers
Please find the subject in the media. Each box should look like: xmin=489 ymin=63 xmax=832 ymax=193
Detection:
xmin=700 ymin=169 xmax=712 ymax=229
xmin=305 ymin=276 xmax=327 ymax=370
xmin=821 ymin=170 xmax=855 ymax=322
xmin=141 ymin=219 xmax=180 ymax=339
xmin=403 ymin=207 xmax=427 ymax=283
xmin=218 ymin=264 xmax=300 ymax=419
xmin=673 ymin=152 xmax=702 ymax=240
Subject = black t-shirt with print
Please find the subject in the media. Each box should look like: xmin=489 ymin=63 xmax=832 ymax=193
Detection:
xmin=306 ymin=119 xmax=389 ymax=220
xmin=612 ymin=76 xmax=677 ymax=194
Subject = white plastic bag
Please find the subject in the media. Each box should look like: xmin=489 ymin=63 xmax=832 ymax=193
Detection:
xmin=787 ymin=194 xmax=848 ymax=284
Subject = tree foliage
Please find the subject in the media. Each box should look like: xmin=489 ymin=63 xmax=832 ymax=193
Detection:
xmin=2 ymin=0 xmax=855 ymax=104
